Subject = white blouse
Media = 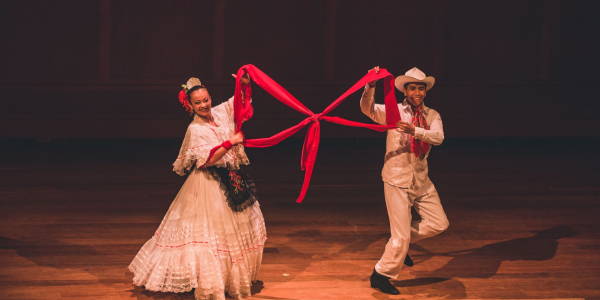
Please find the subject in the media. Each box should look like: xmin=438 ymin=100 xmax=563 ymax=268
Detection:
xmin=172 ymin=97 xmax=249 ymax=176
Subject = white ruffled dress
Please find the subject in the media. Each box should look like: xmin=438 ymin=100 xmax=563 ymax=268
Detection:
xmin=128 ymin=98 xmax=267 ymax=300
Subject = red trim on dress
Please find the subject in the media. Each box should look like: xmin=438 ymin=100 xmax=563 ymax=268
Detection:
xmin=153 ymin=232 xmax=267 ymax=264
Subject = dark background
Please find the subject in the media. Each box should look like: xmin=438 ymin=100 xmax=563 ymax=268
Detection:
xmin=1 ymin=0 xmax=599 ymax=140
xmin=1 ymin=2 xmax=599 ymax=298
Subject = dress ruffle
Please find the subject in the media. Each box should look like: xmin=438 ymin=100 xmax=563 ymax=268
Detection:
xmin=129 ymin=168 xmax=266 ymax=300
xmin=173 ymin=144 xmax=213 ymax=176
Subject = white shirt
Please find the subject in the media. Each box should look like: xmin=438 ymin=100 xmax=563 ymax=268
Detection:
xmin=360 ymin=85 xmax=444 ymax=188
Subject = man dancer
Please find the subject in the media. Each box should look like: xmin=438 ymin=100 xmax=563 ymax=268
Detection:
xmin=361 ymin=66 xmax=449 ymax=295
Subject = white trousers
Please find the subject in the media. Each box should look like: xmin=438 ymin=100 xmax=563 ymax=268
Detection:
xmin=375 ymin=178 xmax=449 ymax=279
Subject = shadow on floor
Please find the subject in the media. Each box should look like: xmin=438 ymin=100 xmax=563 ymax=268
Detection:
xmin=395 ymin=225 xmax=577 ymax=298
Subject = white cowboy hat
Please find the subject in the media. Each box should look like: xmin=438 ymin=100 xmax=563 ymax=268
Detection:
xmin=394 ymin=67 xmax=435 ymax=92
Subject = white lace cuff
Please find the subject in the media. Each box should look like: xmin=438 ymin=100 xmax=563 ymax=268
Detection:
xmin=172 ymin=145 xmax=227 ymax=176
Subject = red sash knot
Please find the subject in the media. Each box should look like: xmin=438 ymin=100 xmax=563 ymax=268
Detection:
xmin=233 ymin=64 xmax=401 ymax=203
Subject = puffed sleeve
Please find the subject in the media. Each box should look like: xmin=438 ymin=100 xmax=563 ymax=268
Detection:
xmin=211 ymin=97 xmax=235 ymax=127
xmin=172 ymin=124 xmax=224 ymax=175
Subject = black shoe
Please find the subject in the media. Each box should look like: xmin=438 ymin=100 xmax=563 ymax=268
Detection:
xmin=404 ymin=254 xmax=414 ymax=267
xmin=370 ymin=269 xmax=400 ymax=295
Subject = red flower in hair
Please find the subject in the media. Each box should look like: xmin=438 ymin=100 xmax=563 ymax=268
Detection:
xmin=178 ymin=89 xmax=193 ymax=114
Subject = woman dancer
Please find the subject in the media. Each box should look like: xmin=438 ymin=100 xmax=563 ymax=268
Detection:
xmin=128 ymin=74 xmax=266 ymax=300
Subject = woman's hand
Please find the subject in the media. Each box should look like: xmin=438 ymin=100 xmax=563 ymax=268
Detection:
xmin=231 ymin=72 xmax=251 ymax=85
xmin=229 ymin=132 xmax=245 ymax=145
xmin=368 ymin=66 xmax=380 ymax=87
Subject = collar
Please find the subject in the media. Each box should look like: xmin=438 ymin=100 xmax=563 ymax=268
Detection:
xmin=193 ymin=113 xmax=219 ymax=125
xmin=193 ymin=114 xmax=205 ymax=123
xmin=401 ymin=99 xmax=429 ymax=115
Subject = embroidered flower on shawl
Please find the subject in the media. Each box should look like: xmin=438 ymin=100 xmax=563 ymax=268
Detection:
xmin=229 ymin=170 xmax=245 ymax=194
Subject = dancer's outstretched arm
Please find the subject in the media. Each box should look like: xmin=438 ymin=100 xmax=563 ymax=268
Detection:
xmin=231 ymin=72 xmax=250 ymax=84
xmin=360 ymin=66 xmax=387 ymax=125
xmin=204 ymin=72 xmax=251 ymax=167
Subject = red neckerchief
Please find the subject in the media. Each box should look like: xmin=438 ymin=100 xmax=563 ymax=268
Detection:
xmin=233 ymin=64 xmax=400 ymax=203
xmin=411 ymin=106 xmax=430 ymax=157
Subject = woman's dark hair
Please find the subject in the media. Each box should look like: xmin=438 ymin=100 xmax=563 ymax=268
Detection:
xmin=186 ymin=85 xmax=208 ymax=97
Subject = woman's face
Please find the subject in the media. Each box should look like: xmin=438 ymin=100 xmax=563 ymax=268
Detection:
xmin=189 ymin=89 xmax=212 ymax=118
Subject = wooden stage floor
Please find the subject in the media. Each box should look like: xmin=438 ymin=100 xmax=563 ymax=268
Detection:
xmin=0 ymin=138 xmax=598 ymax=300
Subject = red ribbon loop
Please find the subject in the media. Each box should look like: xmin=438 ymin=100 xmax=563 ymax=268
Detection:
xmin=233 ymin=65 xmax=400 ymax=203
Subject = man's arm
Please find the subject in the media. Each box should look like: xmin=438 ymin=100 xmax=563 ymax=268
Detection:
xmin=414 ymin=114 xmax=444 ymax=146
xmin=360 ymin=66 xmax=387 ymax=125
xmin=360 ymin=84 xmax=387 ymax=125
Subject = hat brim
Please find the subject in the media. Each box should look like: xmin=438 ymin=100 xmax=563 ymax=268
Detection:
xmin=395 ymin=75 xmax=435 ymax=92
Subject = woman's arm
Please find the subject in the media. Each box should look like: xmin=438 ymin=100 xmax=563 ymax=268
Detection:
xmin=204 ymin=132 xmax=245 ymax=167
xmin=220 ymin=72 xmax=252 ymax=123
xmin=231 ymin=72 xmax=250 ymax=84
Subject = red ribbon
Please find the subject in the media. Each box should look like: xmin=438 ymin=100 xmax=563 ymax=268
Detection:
xmin=411 ymin=106 xmax=431 ymax=157
xmin=233 ymin=64 xmax=400 ymax=203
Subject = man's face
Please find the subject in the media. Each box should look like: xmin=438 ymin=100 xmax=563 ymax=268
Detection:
xmin=403 ymin=83 xmax=427 ymax=107
xmin=189 ymin=89 xmax=212 ymax=118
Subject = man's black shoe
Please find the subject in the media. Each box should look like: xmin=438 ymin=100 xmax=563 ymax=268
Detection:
xmin=370 ymin=269 xmax=400 ymax=295
xmin=404 ymin=254 xmax=414 ymax=267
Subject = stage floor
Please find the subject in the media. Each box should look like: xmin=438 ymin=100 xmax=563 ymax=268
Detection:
xmin=0 ymin=138 xmax=598 ymax=300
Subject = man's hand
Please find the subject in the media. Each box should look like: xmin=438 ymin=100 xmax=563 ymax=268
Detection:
xmin=231 ymin=72 xmax=251 ymax=85
xmin=368 ymin=66 xmax=380 ymax=87
xmin=396 ymin=121 xmax=416 ymax=134
xmin=229 ymin=132 xmax=245 ymax=145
